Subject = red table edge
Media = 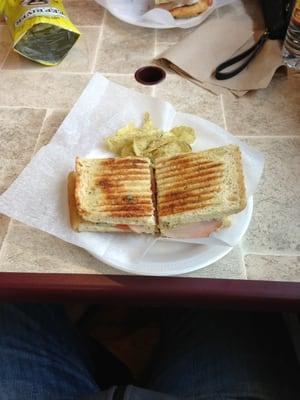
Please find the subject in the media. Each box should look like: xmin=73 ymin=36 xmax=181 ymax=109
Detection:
xmin=0 ymin=272 xmax=300 ymax=310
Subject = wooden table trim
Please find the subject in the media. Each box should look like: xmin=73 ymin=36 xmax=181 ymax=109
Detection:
xmin=0 ymin=272 xmax=300 ymax=310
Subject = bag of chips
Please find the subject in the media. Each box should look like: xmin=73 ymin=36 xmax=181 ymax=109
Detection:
xmin=0 ymin=0 xmax=80 ymax=65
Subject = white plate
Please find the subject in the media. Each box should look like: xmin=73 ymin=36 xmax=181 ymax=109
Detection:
xmin=107 ymin=4 xmax=215 ymax=29
xmin=95 ymin=0 xmax=236 ymax=30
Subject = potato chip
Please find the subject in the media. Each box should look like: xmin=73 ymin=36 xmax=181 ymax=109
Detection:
xmin=133 ymin=136 xmax=152 ymax=156
xmin=114 ymin=123 xmax=137 ymax=138
xmin=144 ymin=137 xmax=173 ymax=154
xmin=155 ymin=141 xmax=191 ymax=159
xmin=106 ymin=138 xmax=120 ymax=154
xmin=176 ymin=141 xmax=192 ymax=152
xmin=120 ymin=143 xmax=135 ymax=157
xmin=104 ymin=113 xmax=196 ymax=162
xmin=170 ymin=127 xmax=196 ymax=144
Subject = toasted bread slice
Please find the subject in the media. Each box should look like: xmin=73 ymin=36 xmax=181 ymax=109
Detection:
xmin=68 ymin=172 xmax=155 ymax=233
xmin=155 ymin=144 xmax=247 ymax=235
xmin=74 ymin=157 xmax=156 ymax=230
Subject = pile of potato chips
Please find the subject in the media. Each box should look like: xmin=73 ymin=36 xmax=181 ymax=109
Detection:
xmin=106 ymin=113 xmax=196 ymax=162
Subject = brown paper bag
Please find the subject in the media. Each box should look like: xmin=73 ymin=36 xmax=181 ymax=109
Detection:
xmin=155 ymin=0 xmax=283 ymax=96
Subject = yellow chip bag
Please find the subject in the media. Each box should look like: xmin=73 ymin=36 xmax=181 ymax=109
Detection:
xmin=0 ymin=0 xmax=80 ymax=65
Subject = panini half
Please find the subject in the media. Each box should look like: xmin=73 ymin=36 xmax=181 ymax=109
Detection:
xmin=73 ymin=157 xmax=156 ymax=234
xmin=155 ymin=144 xmax=247 ymax=238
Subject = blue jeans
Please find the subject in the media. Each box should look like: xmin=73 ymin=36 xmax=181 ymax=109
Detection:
xmin=0 ymin=304 xmax=299 ymax=400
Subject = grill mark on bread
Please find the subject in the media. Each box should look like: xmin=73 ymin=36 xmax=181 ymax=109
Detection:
xmin=156 ymin=162 xmax=223 ymax=179
xmin=89 ymin=204 xmax=154 ymax=213
xmin=156 ymin=153 xmax=218 ymax=166
xmin=81 ymin=210 xmax=153 ymax=218
xmin=159 ymin=187 xmax=220 ymax=203
xmin=159 ymin=193 xmax=216 ymax=215
xmin=156 ymin=167 xmax=224 ymax=184
xmin=94 ymin=193 xmax=151 ymax=204
xmin=95 ymin=170 xmax=150 ymax=176
xmin=159 ymin=200 xmax=219 ymax=216
xmin=156 ymin=159 xmax=214 ymax=172
xmin=88 ymin=211 xmax=153 ymax=218
xmin=97 ymin=178 xmax=150 ymax=187
xmin=96 ymin=166 xmax=150 ymax=171
xmin=91 ymin=200 xmax=152 ymax=206
xmin=158 ymin=174 xmax=223 ymax=193
xmin=100 ymin=159 xmax=148 ymax=167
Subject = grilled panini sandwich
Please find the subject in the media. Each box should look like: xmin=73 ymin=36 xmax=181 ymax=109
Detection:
xmin=72 ymin=157 xmax=156 ymax=234
xmin=153 ymin=0 xmax=210 ymax=19
xmin=155 ymin=145 xmax=247 ymax=238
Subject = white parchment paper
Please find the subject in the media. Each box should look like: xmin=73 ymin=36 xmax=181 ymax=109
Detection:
xmin=95 ymin=0 xmax=237 ymax=29
xmin=0 ymin=74 xmax=264 ymax=268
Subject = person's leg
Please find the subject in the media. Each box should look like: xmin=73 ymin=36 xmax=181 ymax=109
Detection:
xmin=0 ymin=303 xmax=100 ymax=400
xmin=146 ymin=310 xmax=300 ymax=400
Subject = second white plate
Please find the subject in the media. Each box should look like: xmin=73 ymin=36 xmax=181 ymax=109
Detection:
xmin=95 ymin=0 xmax=220 ymax=29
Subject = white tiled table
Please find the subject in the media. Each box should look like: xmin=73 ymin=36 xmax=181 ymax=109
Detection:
xmin=0 ymin=1 xmax=299 ymax=305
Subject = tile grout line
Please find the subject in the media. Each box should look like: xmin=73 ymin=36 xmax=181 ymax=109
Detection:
xmin=0 ymin=44 xmax=12 ymax=70
xmin=32 ymin=109 xmax=51 ymax=154
xmin=157 ymin=41 xmax=177 ymax=45
xmin=104 ymin=73 xmax=134 ymax=77
xmin=0 ymin=219 xmax=13 ymax=265
xmin=0 ymin=105 xmax=54 ymax=110
xmin=1 ymin=69 xmax=93 ymax=75
xmin=91 ymin=10 xmax=107 ymax=73
xmin=239 ymin=245 xmax=248 ymax=279
xmin=237 ymin=135 xmax=300 ymax=139
xmin=0 ymin=71 xmax=134 ymax=76
xmin=220 ymin=95 xmax=227 ymax=130
xmin=242 ymin=251 xmax=300 ymax=257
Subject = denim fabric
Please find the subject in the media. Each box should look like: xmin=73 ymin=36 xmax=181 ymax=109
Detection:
xmin=146 ymin=310 xmax=300 ymax=400
xmin=0 ymin=304 xmax=99 ymax=400
xmin=0 ymin=305 xmax=299 ymax=400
